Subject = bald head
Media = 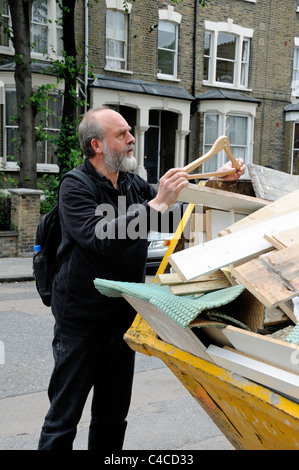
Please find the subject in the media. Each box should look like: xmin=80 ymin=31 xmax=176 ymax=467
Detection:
xmin=79 ymin=108 xmax=124 ymax=159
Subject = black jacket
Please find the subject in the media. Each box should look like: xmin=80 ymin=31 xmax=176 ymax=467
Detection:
xmin=52 ymin=159 xmax=163 ymax=337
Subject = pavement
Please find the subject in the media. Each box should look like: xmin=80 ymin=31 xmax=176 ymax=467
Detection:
xmin=0 ymin=256 xmax=234 ymax=452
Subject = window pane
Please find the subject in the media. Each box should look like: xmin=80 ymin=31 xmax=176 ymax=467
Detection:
xmin=292 ymin=123 xmax=299 ymax=175
xmin=158 ymin=49 xmax=175 ymax=75
xmin=106 ymin=39 xmax=124 ymax=59
xmin=47 ymin=96 xmax=62 ymax=129
xmin=228 ymin=116 xmax=248 ymax=146
xmin=158 ymin=21 xmax=176 ymax=50
xmin=106 ymin=11 xmax=125 ymax=40
xmin=203 ymin=32 xmax=211 ymax=80
xmin=0 ymin=0 xmax=9 ymax=47
xmin=36 ymin=139 xmax=46 ymax=164
xmin=203 ymin=114 xmax=219 ymax=172
xmin=216 ymin=59 xmax=234 ymax=83
xmin=217 ymin=33 xmax=236 ymax=60
xmin=5 ymin=90 xmax=17 ymax=122
xmin=32 ymin=0 xmax=47 ymax=22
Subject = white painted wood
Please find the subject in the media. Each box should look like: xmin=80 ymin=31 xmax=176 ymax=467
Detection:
xmin=169 ymin=210 xmax=299 ymax=281
xmin=207 ymin=345 xmax=299 ymax=401
xmin=206 ymin=209 xmax=247 ymax=240
xmin=122 ymin=294 xmax=213 ymax=362
xmin=177 ymin=183 xmax=268 ymax=212
xmin=222 ymin=326 xmax=299 ymax=375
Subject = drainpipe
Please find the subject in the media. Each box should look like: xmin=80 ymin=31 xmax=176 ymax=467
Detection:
xmin=84 ymin=0 xmax=89 ymax=113
xmin=187 ymin=0 xmax=198 ymax=164
xmin=192 ymin=0 xmax=198 ymax=99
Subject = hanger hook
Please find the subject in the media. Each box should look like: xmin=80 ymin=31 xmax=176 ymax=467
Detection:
xmin=224 ymin=116 xmax=231 ymax=136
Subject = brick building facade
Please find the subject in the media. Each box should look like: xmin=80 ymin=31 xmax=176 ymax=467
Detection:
xmin=1 ymin=0 xmax=299 ymax=184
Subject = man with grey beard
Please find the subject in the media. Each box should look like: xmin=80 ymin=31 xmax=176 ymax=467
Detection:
xmin=38 ymin=108 xmax=245 ymax=451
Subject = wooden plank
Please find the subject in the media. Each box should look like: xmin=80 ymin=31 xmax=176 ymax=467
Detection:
xmin=222 ymin=325 xmax=299 ymax=375
xmin=269 ymin=228 xmax=299 ymax=249
xmin=207 ymin=344 xmax=299 ymax=401
xmin=220 ymin=189 xmax=299 ymax=236
xmin=231 ymin=244 xmax=299 ymax=311
xmin=169 ymin=210 xmax=299 ymax=281
xmin=156 ymin=270 xmax=226 ymax=286
xmin=122 ymin=294 xmax=213 ymax=362
xmin=169 ymin=278 xmax=230 ymax=296
xmin=177 ymin=183 xmax=269 ymax=212
xmin=248 ymin=163 xmax=299 ymax=201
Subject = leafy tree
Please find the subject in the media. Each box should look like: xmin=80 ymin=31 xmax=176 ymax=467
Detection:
xmin=4 ymin=0 xmax=209 ymax=194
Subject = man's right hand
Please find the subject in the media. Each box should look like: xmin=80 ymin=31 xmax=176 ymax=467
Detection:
xmin=148 ymin=168 xmax=189 ymax=213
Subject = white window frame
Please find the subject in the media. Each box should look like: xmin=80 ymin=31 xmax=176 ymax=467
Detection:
xmin=105 ymin=0 xmax=132 ymax=74
xmin=3 ymin=87 xmax=62 ymax=172
xmin=157 ymin=21 xmax=179 ymax=79
xmin=297 ymin=0 xmax=299 ymax=12
xmin=31 ymin=0 xmax=63 ymax=60
xmin=0 ymin=70 xmax=64 ymax=173
xmin=0 ymin=0 xmax=63 ymax=59
xmin=105 ymin=10 xmax=128 ymax=71
xmin=204 ymin=19 xmax=253 ymax=91
xmin=292 ymin=39 xmax=299 ymax=96
xmin=0 ymin=0 xmax=13 ymax=55
xmin=157 ymin=6 xmax=181 ymax=81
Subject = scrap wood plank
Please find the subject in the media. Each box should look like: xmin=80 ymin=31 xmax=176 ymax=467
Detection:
xmin=222 ymin=325 xmax=299 ymax=375
xmin=231 ymin=244 xmax=299 ymax=313
xmin=207 ymin=344 xmax=299 ymax=401
xmin=264 ymin=227 xmax=299 ymax=250
xmin=177 ymin=183 xmax=269 ymax=212
xmin=156 ymin=270 xmax=226 ymax=286
xmin=220 ymin=189 xmax=299 ymax=236
xmin=122 ymin=294 xmax=213 ymax=362
xmin=169 ymin=278 xmax=230 ymax=296
xmin=248 ymin=163 xmax=299 ymax=201
xmin=169 ymin=210 xmax=299 ymax=282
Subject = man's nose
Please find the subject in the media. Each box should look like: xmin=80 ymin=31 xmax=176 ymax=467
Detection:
xmin=128 ymin=131 xmax=135 ymax=144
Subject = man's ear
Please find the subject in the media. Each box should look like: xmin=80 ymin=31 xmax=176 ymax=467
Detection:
xmin=91 ymin=138 xmax=104 ymax=155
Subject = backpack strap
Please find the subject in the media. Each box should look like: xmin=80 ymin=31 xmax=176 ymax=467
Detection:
xmin=61 ymin=168 xmax=99 ymax=201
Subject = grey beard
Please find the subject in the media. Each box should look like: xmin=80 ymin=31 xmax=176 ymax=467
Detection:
xmin=103 ymin=144 xmax=137 ymax=172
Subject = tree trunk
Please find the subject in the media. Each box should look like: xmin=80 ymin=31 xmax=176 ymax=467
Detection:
xmin=8 ymin=0 xmax=37 ymax=189
xmin=62 ymin=0 xmax=77 ymax=124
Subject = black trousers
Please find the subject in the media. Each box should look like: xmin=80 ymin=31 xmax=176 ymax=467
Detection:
xmin=38 ymin=325 xmax=135 ymax=450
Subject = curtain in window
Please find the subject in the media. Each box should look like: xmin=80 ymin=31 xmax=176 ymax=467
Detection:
xmin=32 ymin=0 xmax=48 ymax=54
xmin=293 ymin=48 xmax=299 ymax=94
xmin=227 ymin=116 xmax=248 ymax=161
xmin=203 ymin=114 xmax=219 ymax=172
xmin=106 ymin=10 xmax=126 ymax=69
xmin=0 ymin=0 xmax=9 ymax=47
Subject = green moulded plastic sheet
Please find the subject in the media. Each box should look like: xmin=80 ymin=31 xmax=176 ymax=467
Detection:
xmin=94 ymin=278 xmax=245 ymax=329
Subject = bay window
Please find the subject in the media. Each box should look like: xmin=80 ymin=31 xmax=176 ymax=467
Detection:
xmin=4 ymin=89 xmax=62 ymax=169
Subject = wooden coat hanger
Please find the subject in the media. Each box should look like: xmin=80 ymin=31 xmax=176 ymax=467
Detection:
xmin=183 ymin=135 xmax=240 ymax=180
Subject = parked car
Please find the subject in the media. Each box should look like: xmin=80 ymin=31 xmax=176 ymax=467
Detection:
xmin=146 ymin=231 xmax=174 ymax=269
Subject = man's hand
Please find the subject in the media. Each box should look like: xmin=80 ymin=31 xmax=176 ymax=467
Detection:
xmin=209 ymin=158 xmax=245 ymax=181
xmin=148 ymin=168 xmax=189 ymax=213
